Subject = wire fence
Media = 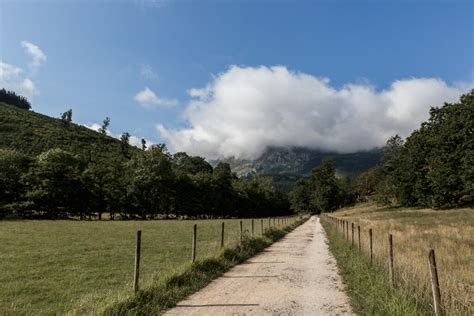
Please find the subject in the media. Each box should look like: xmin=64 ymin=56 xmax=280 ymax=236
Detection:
xmin=321 ymin=214 xmax=473 ymax=316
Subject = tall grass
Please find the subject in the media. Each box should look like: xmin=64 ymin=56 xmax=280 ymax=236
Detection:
xmin=329 ymin=203 xmax=473 ymax=315
xmin=0 ymin=217 xmax=300 ymax=315
xmin=321 ymin=219 xmax=422 ymax=315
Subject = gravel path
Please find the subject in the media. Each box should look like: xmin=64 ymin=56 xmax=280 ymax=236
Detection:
xmin=164 ymin=216 xmax=353 ymax=315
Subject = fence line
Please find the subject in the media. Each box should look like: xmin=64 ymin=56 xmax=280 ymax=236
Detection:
xmin=320 ymin=214 xmax=473 ymax=315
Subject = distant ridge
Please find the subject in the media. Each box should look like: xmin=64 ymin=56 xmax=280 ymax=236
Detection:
xmin=212 ymin=147 xmax=382 ymax=191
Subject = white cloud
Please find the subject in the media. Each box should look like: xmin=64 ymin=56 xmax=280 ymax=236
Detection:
xmin=158 ymin=65 xmax=471 ymax=160
xmin=0 ymin=61 xmax=38 ymax=97
xmin=83 ymin=123 xmax=109 ymax=135
xmin=134 ymin=87 xmax=178 ymax=108
xmin=21 ymin=41 xmax=47 ymax=73
xmin=83 ymin=123 xmax=151 ymax=149
xmin=140 ymin=64 xmax=159 ymax=81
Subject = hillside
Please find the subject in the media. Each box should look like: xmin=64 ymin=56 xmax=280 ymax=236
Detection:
xmin=0 ymin=102 xmax=135 ymax=159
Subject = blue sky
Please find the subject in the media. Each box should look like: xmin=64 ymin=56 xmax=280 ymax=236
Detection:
xmin=1 ymin=0 xmax=473 ymax=157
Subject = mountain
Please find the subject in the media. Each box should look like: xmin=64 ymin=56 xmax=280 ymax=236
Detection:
xmin=213 ymin=147 xmax=382 ymax=191
xmin=0 ymin=102 xmax=136 ymax=159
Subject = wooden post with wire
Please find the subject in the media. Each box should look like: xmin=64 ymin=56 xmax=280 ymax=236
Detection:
xmin=357 ymin=225 xmax=361 ymax=252
xmin=261 ymin=219 xmax=264 ymax=235
xmin=388 ymin=234 xmax=394 ymax=288
xmin=221 ymin=222 xmax=225 ymax=248
xmin=428 ymin=249 xmax=442 ymax=316
xmin=192 ymin=224 xmax=197 ymax=262
xmin=351 ymin=223 xmax=354 ymax=246
xmin=252 ymin=219 xmax=254 ymax=236
xmin=369 ymin=228 xmax=373 ymax=264
xmin=240 ymin=220 xmax=243 ymax=242
xmin=133 ymin=230 xmax=141 ymax=293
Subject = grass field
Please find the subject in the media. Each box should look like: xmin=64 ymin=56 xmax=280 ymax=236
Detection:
xmin=329 ymin=203 xmax=474 ymax=315
xmin=0 ymin=217 xmax=288 ymax=315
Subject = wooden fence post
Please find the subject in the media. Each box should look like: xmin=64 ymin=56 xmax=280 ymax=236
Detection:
xmin=240 ymin=220 xmax=243 ymax=242
xmin=351 ymin=223 xmax=354 ymax=246
xmin=261 ymin=219 xmax=264 ymax=235
xmin=221 ymin=222 xmax=225 ymax=248
xmin=357 ymin=225 xmax=361 ymax=252
xmin=369 ymin=228 xmax=373 ymax=264
xmin=428 ymin=249 xmax=442 ymax=316
xmin=252 ymin=219 xmax=254 ymax=236
xmin=388 ymin=234 xmax=394 ymax=287
xmin=192 ymin=224 xmax=197 ymax=262
xmin=345 ymin=221 xmax=349 ymax=241
xmin=133 ymin=230 xmax=141 ymax=293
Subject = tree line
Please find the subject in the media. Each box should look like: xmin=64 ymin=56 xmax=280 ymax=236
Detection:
xmin=0 ymin=144 xmax=291 ymax=219
xmin=0 ymin=89 xmax=31 ymax=110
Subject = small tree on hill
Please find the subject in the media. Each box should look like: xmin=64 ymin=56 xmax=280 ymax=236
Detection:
xmin=98 ymin=117 xmax=110 ymax=135
xmin=60 ymin=109 xmax=72 ymax=126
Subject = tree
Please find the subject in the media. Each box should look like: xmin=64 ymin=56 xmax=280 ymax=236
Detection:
xmin=173 ymin=152 xmax=213 ymax=175
xmin=141 ymin=138 xmax=147 ymax=151
xmin=308 ymin=160 xmax=341 ymax=213
xmin=128 ymin=145 xmax=175 ymax=218
xmin=0 ymin=149 xmax=31 ymax=217
xmin=98 ymin=117 xmax=110 ymax=135
xmin=0 ymin=88 xmax=31 ymax=110
xmin=120 ymin=132 xmax=130 ymax=158
xmin=288 ymin=179 xmax=311 ymax=212
xmin=25 ymin=148 xmax=88 ymax=218
xmin=60 ymin=109 xmax=73 ymax=126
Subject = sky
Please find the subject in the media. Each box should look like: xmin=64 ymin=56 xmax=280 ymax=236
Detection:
xmin=1 ymin=0 xmax=473 ymax=158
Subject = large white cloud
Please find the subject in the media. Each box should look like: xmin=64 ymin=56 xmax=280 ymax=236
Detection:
xmin=158 ymin=65 xmax=471 ymax=160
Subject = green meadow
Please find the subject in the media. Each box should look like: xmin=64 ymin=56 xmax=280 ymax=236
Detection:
xmin=0 ymin=217 xmax=278 ymax=315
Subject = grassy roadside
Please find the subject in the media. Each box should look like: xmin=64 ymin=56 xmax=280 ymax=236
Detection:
xmin=84 ymin=217 xmax=309 ymax=315
xmin=320 ymin=219 xmax=426 ymax=315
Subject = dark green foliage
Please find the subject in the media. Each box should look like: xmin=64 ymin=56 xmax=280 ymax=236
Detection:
xmin=0 ymin=149 xmax=31 ymax=217
xmin=24 ymin=148 xmax=90 ymax=219
xmin=0 ymin=89 xmax=31 ymax=110
xmin=363 ymin=90 xmax=474 ymax=208
xmin=288 ymin=160 xmax=355 ymax=213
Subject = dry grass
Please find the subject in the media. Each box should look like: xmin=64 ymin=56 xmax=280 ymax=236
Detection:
xmin=331 ymin=203 xmax=473 ymax=315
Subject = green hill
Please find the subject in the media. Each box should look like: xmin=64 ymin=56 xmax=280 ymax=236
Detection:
xmin=0 ymin=102 xmax=134 ymax=158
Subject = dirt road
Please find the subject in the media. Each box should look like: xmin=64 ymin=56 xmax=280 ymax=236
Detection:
xmin=164 ymin=216 xmax=353 ymax=315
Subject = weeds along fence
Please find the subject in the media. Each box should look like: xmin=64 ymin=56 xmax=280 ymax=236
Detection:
xmin=130 ymin=215 xmax=303 ymax=293
xmin=321 ymin=214 xmax=473 ymax=316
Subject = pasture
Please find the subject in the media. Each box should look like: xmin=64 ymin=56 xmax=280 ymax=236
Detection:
xmin=332 ymin=203 xmax=474 ymax=314
xmin=0 ymin=217 xmax=277 ymax=314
